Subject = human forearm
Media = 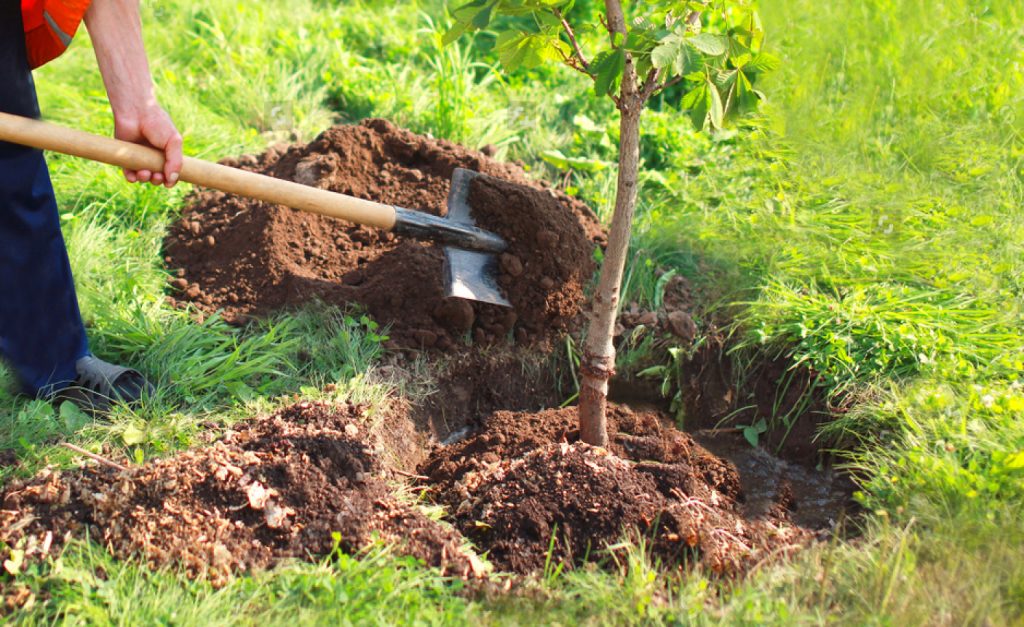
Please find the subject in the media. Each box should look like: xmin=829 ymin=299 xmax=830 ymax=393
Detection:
xmin=84 ymin=0 xmax=154 ymax=118
xmin=84 ymin=0 xmax=182 ymax=186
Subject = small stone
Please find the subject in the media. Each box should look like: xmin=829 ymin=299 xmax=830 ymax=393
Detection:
xmin=637 ymin=311 xmax=658 ymax=327
xmin=188 ymin=221 xmax=201 ymax=236
xmin=264 ymin=502 xmax=295 ymax=529
xmin=294 ymin=158 xmax=321 ymax=187
xmin=434 ymin=298 xmax=475 ymax=332
xmin=667 ymin=310 xmax=697 ymax=342
xmin=536 ymin=229 xmax=559 ymax=249
xmin=409 ymin=169 xmax=424 ymax=182
xmin=412 ymin=329 xmax=438 ymax=348
xmin=246 ymin=482 xmax=271 ymax=509
xmin=344 ymin=423 xmax=359 ymax=437
xmin=499 ymin=253 xmax=524 ymax=277
xmin=206 ymin=235 xmax=216 ymax=247
xmin=540 ymin=276 xmax=555 ymax=290
xmin=170 ymin=278 xmax=188 ymax=290
xmin=480 ymin=144 xmax=497 ymax=157
xmin=185 ymin=285 xmax=201 ymax=300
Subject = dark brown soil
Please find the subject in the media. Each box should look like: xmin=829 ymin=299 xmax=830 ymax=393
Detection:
xmin=420 ymin=404 xmax=819 ymax=575
xmin=606 ymin=271 xmax=845 ymax=464
xmin=163 ymin=119 xmax=603 ymax=349
xmin=0 ymin=402 xmax=482 ymax=587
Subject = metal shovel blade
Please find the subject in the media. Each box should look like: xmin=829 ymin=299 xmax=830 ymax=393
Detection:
xmin=441 ymin=168 xmax=512 ymax=307
xmin=443 ymin=248 xmax=510 ymax=307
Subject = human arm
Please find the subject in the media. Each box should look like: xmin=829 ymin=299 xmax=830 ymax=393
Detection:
xmin=84 ymin=0 xmax=182 ymax=187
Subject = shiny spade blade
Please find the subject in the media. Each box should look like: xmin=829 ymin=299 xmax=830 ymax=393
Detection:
xmin=444 ymin=247 xmax=511 ymax=308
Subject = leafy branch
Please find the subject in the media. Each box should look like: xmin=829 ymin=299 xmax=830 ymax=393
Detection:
xmin=447 ymin=0 xmax=778 ymax=129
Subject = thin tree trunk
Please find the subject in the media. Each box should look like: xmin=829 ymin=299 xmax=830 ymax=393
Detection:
xmin=578 ymin=102 xmax=642 ymax=446
xmin=578 ymin=0 xmax=643 ymax=447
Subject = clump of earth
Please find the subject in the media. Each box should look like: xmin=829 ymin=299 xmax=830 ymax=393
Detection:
xmin=163 ymin=119 xmax=604 ymax=350
xmin=0 ymin=402 xmax=483 ymax=587
xmin=420 ymin=404 xmax=817 ymax=574
xmin=0 ymin=400 xmax=850 ymax=589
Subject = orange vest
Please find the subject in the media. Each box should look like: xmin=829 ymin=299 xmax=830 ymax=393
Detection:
xmin=22 ymin=0 xmax=93 ymax=69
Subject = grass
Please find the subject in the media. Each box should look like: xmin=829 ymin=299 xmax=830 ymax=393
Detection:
xmin=0 ymin=0 xmax=1021 ymax=623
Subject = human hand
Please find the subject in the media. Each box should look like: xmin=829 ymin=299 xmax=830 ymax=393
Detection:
xmin=113 ymin=104 xmax=183 ymax=188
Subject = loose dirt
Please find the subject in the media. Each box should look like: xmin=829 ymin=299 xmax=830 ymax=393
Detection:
xmin=0 ymin=399 xmax=852 ymax=588
xmin=164 ymin=119 xmax=602 ymax=349
xmin=421 ymin=404 xmax=824 ymax=575
xmin=0 ymin=402 xmax=481 ymax=587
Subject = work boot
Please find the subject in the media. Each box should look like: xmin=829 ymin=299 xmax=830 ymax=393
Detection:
xmin=51 ymin=356 xmax=155 ymax=414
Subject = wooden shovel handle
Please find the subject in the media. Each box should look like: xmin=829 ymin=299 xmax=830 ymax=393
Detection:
xmin=0 ymin=111 xmax=397 ymax=230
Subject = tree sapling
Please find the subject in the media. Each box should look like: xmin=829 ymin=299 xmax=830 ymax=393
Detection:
xmin=447 ymin=0 xmax=777 ymax=445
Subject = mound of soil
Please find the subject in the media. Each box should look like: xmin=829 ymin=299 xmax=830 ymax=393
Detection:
xmin=0 ymin=402 xmax=481 ymax=586
xmin=421 ymin=404 xmax=815 ymax=575
xmin=164 ymin=119 xmax=603 ymax=349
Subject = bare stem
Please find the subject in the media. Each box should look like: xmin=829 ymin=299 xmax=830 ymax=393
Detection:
xmin=61 ymin=443 xmax=129 ymax=472
xmin=640 ymin=68 xmax=663 ymax=100
xmin=603 ymin=0 xmax=627 ymax=44
xmin=554 ymin=9 xmax=590 ymax=71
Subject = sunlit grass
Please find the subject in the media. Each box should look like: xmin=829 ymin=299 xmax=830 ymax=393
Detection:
xmin=2 ymin=0 xmax=1022 ymax=623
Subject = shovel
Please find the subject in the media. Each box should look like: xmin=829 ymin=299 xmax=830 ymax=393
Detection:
xmin=0 ymin=111 xmax=511 ymax=307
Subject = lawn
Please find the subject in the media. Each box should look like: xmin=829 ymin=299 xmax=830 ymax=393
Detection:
xmin=1 ymin=0 xmax=1022 ymax=624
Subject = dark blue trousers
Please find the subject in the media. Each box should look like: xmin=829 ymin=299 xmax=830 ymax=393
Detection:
xmin=1 ymin=5 xmax=90 ymax=396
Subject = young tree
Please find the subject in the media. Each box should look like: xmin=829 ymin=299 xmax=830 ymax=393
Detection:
xmin=447 ymin=0 xmax=776 ymax=446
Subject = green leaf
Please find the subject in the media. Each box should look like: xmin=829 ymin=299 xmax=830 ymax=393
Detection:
xmin=708 ymin=80 xmax=725 ymax=129
xmin=718 ymin=68 xmax=759 ymax=116
xmin=59 ymin=401 xmax=89 ymax=431
xmin=471 ymin=4 xmax=493 ymax=29
xmin=225 ymin=381 xmax=256 ymax=402
xmin=681 ymin=81 xmax=711 ymax=129
xmin=688 ymin=33 xmax=728 ymax=57
xmin=745 ymin=52 xmax=780 ymax=74
xmin=591 ymin=48 xmax=626 ymax=97
xmin=651 ymin=33 xmax=687 ymax=75
xmin=734 ymin=69 xmax=759 ymax=113
xmin=442 ymin=21 xmax=472 ymax=46
xmin=122 ymin=424 xmax=146 ymax=446
xmin=540 ymin=149 xmax=610 ymax=172
xmin=743 ymin=427 xmax=760 ymax=447
xmin=495 ymin=31 xmax=566 ymax=71
xmin=637 ymin=366 xmax=668 ymax=378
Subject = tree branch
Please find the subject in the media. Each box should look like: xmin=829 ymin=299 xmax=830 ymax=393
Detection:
xmin=640 ymin=68 xmax=663 ymax=101
xmin=553 ymin=9 xmax=590 ymax=71
xmin=655 ymin=74 xmax=685 ymax=95
xmin=605 ymin=0 xmax=637 ymax=103
xmin=603 ymin=0 xmax=627 ymax=44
